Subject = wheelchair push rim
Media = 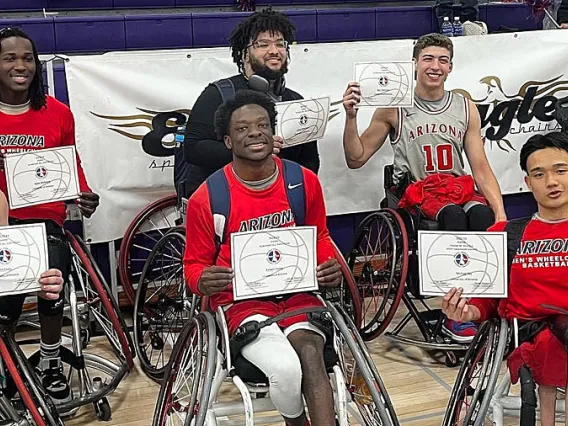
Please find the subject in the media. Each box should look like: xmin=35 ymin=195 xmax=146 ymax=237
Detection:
xmin=134 ymin=228 xmax=196 ymax=382
xmin=67 ymin=231 xmax=135 ymax=370
xmin=118 ymin=194 xmax=179 ymax=305
xmin=347 ymin=209 xmax=408 ymax=341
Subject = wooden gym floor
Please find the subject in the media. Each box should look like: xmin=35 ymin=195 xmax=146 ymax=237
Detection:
xmin=18 ymin=299 xmax=562 ymax=426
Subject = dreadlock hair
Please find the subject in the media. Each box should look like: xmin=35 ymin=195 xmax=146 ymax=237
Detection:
xmin=214 ymin=89 xmax=277 ymax=140
xmin=229 ymin=8 xmax=296 ymax=74
xmin=0 ymin=27 xmax=46 ymax=110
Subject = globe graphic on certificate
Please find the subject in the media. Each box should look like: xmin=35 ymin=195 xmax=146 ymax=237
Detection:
xmin=12 ymin=149 xmax=72 ymax=203
xmin=237 ymin=230 xmax=310 ymax=295
xmin=0 ymin=227 xmax=42 ymax=291
xmin=279 ymin=99 xmax=328 ymax=146
xmin=424 ymin=233 xmax=499 ymax=294
xmin=358 ymin=62 xmax=411 ymax=107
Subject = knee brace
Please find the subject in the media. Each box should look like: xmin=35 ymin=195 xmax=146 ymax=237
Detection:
xmin=437 ymin=204 xmax=467 ymax=231
xmin=266 ymin=355 xmax=304 ymax=418
xmin=466 ymin=204 xmax=495 ymax=231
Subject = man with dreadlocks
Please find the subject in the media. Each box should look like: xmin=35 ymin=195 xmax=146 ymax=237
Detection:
xmin=0 ymin=27 xmax=99 ymax=405
xmin=176 ymin=9 xmax=320 ymax=198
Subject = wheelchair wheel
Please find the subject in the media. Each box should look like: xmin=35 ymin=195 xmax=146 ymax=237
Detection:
xmin=442 ymin=319 xmax=509 ymax=426
xmin=134 ymin=227 xmax=197 ymax=382
xmin=0 ymin=333 xmax=64 ymax=426
xmin=321 ymin=241 xmax=363 ymax=329
xmin=118 ymin=194 xmax=179 ymax=305
xmin=347 ymin=209 xmax=408 ymax=341
xmin=327 ymin=302 xmax=399 ymax=426
xmin=67 ymin=231 xmax=135 ymax=370
xmin=153 ymin=312 xmax=217 ymax=426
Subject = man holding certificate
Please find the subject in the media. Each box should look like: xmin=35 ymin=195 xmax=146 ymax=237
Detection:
xmin=0 ymin=28 xmax=99 ymax=405
xmin=184 ymin=90 xmax=341 ymax=426
xmin=444 ymin=132 xmax=568 ymax=426
xmin=342 ymin=32 xmax=505 ymax=341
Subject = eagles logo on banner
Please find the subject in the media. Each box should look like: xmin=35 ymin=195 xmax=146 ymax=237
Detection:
xmin=65 ymin=31 xmax=568 ymax=244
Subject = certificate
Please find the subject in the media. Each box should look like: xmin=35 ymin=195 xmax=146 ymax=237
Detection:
xmin=354 ymin=61 xmax=415 ymax=108
xmin=275 ymin=97 xmax=330 ymax=147
xmin=0 ymin=223 xmax=48 ymax=297
xmin=5 ymin=146 xmax=80 ymax=209
xmin=231 ymin=227 xmax=318 ymax=301
xmin=418 ymin=231 xmax=507 ymax=298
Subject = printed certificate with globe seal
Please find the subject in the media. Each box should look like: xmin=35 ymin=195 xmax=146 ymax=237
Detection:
xmin=4 ymin=146 xmax=80 ymax=210
xmin=0 ymin=223 xmax=48 ymax=297
xmin=417 ymin=231 xmax=507 ymax=298
xmin=275 ymin=96 xmax=331 ymax=147
xmin=354 ymin=61 xmax=415 ymax=108
xmin=230 ymin=226 xmax=318 ymax=301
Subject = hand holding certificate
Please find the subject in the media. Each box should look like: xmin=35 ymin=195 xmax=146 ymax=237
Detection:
xmin=0 ymin=223 xmax=48 ymax=297
xmin=354 ymin=61 xmax=415 ymax=108
xmin=231 ymin=227 xmax=318 ymax=301
xmin=418 ymin=231 xmax=507 ymax=298
xmin=4 ymin=146 xmax=80 ymax=210
xmin=275 ymin=97 xmax=331 ymax=147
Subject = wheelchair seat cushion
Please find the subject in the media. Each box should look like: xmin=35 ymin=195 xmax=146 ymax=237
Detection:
xmin=233 ymin=343 xmax=339 ymax=383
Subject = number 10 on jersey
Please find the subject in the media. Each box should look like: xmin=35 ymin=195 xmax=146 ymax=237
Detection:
xmin=423 ymin=143 xmax=454 ymax=172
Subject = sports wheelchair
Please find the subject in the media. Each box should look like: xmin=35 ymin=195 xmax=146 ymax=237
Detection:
xmin=443 ymin=317 xmax=566 ymax=425
xmin=346 ymin=165 xmax=469 ymax=366
xmin=152 ymin=293 xmax=396 ymax=426
xmin=133 ymin=217 xmax=364 ymax=383
xmin=13 ymin=231 xmax=134 ymax=421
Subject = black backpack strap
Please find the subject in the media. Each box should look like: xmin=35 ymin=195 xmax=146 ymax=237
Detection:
xmin=504 ymin=215 xmax=532 ymax=279
xmin=206 ymin=168 xmax=231 ymax=257
xmin=281 ymin=159 xmax=306 ymax=226
xmin=213 ymin=78 xmax=236 ymax=103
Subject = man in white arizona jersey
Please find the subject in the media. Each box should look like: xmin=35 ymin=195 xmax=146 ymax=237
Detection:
xmin=342 ymin=33 xmax=506 ymax=340
xmin=341 ymin=33 xmax=506 ymax=233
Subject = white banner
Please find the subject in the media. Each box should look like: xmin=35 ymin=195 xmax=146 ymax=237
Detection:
xmin=66 ymin=30 xmax=568 ymax=244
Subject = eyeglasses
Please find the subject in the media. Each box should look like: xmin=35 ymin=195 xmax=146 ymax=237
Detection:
xmin=248 ymin=40 xmax=288 ymax=51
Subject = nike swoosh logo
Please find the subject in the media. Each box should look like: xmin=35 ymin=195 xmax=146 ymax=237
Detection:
xmin=288 ymin=183 xmax=303 ymax=190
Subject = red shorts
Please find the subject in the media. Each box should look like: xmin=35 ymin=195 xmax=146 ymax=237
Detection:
xmin=413 ymin=191 xmax=487 ymax=220
xmin=225 ymin=293 xmax=324 ymax=335
xmin=507 ymin=327 xmax=567 ymax=388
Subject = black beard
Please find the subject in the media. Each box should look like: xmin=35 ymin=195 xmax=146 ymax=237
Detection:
xmin=250 ymin=58 xmax=288 ymax=81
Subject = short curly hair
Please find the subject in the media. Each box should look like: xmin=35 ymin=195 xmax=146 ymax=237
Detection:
xmin=229 ymin=8 xmax=296 ymax=74
xmin=214 ymin=90 xmax=277 ymax=140
xmin=413 ymin=33 xmax=454 ymax=61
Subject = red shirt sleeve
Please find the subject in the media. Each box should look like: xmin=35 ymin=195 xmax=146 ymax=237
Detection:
xmin=469 ymin=220 xmax=508 ymax=321
xmin=183 ymin=185 xmax=216 ymax=296
xmin=58 ymin=103 xmax=91 ymax=193
xmin=303 ymin=169 xmax=334 ymax=264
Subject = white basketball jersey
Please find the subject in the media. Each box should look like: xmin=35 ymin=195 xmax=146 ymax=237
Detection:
xmin=390 ymin=91 xmax=470 ymax=184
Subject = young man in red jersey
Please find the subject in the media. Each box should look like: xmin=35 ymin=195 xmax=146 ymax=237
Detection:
xmin=184 ymin=90 xmax=341 ymax=426
xmin=443 ymin=131 xmax=568 ymax=426
xmin=0 ymin=27 xmax=99 ymax=404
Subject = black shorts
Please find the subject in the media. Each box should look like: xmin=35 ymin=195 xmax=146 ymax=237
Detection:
xmin=0 ymin=219 xmax=71 ymax=325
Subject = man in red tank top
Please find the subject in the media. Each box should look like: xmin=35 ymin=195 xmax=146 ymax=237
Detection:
xmin=0 ymin=27 xmax=99 ymax=405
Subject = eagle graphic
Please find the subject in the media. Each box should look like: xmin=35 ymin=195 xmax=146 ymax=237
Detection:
xmin=452 ymin=75 xmax=568 ymax=152
xmin=90 ymin=100 xmax=343 ymax=151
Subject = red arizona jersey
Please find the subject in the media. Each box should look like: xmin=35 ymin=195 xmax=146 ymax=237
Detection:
xmin=184 ymin=157 xmax=335 ymax=312
xmin=471 ymin=216 xmax=568 ymax=321
xmin=0 ymin=96 xmax=91 ymax=226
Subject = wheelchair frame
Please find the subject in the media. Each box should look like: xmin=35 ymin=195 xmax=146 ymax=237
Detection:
xmin=15 ymin=231 xmax=134 ymax=421
xmin=348 ymin=165 xmax=469 ymax=365
xmin=153 ymin=299 xmax=398 ymax=426
xmin=444 ymin=318 xmax=566 ymax=426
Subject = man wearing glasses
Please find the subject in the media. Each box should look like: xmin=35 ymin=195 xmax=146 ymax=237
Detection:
xmin=176 ymin=8 xmax=320 ymax=200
